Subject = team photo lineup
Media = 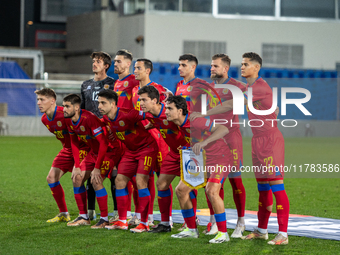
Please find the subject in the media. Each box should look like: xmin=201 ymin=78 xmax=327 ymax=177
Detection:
xmin=36 ymin=49 xmax=290 ymax=245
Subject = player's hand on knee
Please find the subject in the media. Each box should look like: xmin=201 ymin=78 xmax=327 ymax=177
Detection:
xmin=71 ymin=167 xmax=82 ymax=182
xmin=91 ymin=168 xmax=103 ymax=185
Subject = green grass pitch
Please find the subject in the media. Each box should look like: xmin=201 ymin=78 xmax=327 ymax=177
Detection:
xmin=0 ymin=136 xmax=339 ymax=254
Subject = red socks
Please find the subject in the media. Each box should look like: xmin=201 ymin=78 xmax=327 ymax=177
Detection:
xmin=229 ymin=177 xmax=246 ymax=217
xmin=49 ymin=181 xmax=67 ymax=213
xmin=116 ymin=187 xmax=129 ymax=220
xmin=272 ymin=184 xmax=290 ymax=232
xmin=95 ymin=188 xmax=108 ymax=218
xmin=73 ymin=186 xmax=87 ymax=215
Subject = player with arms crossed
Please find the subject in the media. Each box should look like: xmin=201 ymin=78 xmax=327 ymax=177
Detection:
xmin=80 ymin=51 xmax=117 ymax=221
xmin=165 ymin=96 xmax=233 ymax=243
xmin=97 ymin=89 xmax=158 ymax=233
xmin=194 ymin=52 xmax=290 ymax=245
xmin=63 ymin=94 xmax=122 ymax=228
xmin=36 ymin=88 xmax=88 ymax=223
xmin=137 ymin=86 xmax=188 ymax=233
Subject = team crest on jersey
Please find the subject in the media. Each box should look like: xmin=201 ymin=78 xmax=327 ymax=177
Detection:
xmin=223 ymin=88 xmax=229 ymax=94
xmin=163 ymin=119 xmax=169 ymax=126
xmin=124 ymin=81 xmax=129 ymax=88
xmin=104 ymin=84 xmax=109 ymax=89
xmin=186 ymin=128 xmax=191 ymax=133
xmin=119 ymin=120 xmax=125 ymax=127
xmin=187 ymin=86 xmax=193 ymax=92
xmin=80 ymin=126 xmax=85 ymax=132
xmin=57 ymin=121 xmax=62 ymax=127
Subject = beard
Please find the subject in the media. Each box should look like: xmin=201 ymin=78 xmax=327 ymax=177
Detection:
xmin=64 ymin=112 xmax=75 ymax=118
xmin=210 ymin=73 xmax=223 ymax=80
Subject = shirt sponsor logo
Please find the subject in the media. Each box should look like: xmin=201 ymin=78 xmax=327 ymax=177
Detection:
xmin=93 ymin=126 xmax=102 ymax=133
xmin=119 ymin=120 xmax=125 ymax=126
xmin=80 ymin=126 xmax=85 ymax=132
xmin=57 ymin=121 xmax=62 ymax=127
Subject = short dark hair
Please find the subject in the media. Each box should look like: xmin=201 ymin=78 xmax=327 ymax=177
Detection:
xmin=63 ymin=94 xmax=81 ymax=105
xmin=136 ymin=58 xmax=153 ymax=74
xmin=166 ymin=96 xmax=188 ymax=116
xmin=212 ymin=54 xmax=231 ymax=66
xmin=115 ymin=49 xmax=133 ymax=61
xmin=179 ymin=54 xmax=198 ymax=66
xmin=97 ymin=89 xmax=118 ymax=105
xmin=91 ymin=51 xmax=112 ymax=72
xmin=138 ymin=85 xmax=160 ymax=103
xmin=34 ymin=88 xmax=56 ymax=100
xmin=242 ymin=52 xmax=262 ymax=67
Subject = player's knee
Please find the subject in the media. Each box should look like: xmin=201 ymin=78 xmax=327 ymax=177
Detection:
xmin=205 ymin=182 xmax=220 ymax=201
xmin=46 ymin=174 xmax=53 ymax=184
xmin=206 ymin=186 xmax=218 ymax=201
xmin=175 ymin=185 xmax=186 ymax=199
xmin=115 ymin=176 xmax=124 ymax=189
xmin=93 ymin=182 xmax=104 ymax=191
xmin=115 ymin=175 xmax=130 ymax=189
xmin=136 ymin=179 xmax=148 ymax=190
xmin=46 ymin=168 xmax=59 ymax=184
xmin=72 ymin=175 xmax=83 ymax=186
xmin=156 ymin=179 xmax=168 ymax=191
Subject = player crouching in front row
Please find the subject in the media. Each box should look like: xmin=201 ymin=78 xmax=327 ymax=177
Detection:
xmin=62 ymin=94 xmax=123 ymax=228
xmin=165 ymin=96 xmax=234 ymax=243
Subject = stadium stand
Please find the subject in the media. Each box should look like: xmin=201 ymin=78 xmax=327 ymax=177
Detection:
xmin=0 ymin=62 xmax=36 ymax=115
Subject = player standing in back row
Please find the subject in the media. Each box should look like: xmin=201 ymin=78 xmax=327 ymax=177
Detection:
xmin=195 ymin=52 xmax=290 ymax=245
xmin=80 ymin=51 xmax=117 ymax=221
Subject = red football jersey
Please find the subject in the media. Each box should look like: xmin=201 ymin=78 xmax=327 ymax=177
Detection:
xmin=178 ymin=114 xmax=229 ymax=157
xmin=102 ymin=108 xmax=157 ymax=152
xmin=41 ymin=106 xmax=71 ymax=149
xmin=209 ymin=77 xmax=246 ymax=135
xmin=145 ymin=103 xmax=188 ymax=153
xmin=175 ymin=77 xmax=211 ymax=112
xmin=114 ymin=74 xmax=139 ymax=109
xmin=132 ymin=83 xmax=169 ymax=163
xmin=132 ymin=82 xmax=167 ymax=111
xmin=65 ymin=109 xmax=108 ymax=168
xmin=243 ymin=77 xmax=278 ymax=136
